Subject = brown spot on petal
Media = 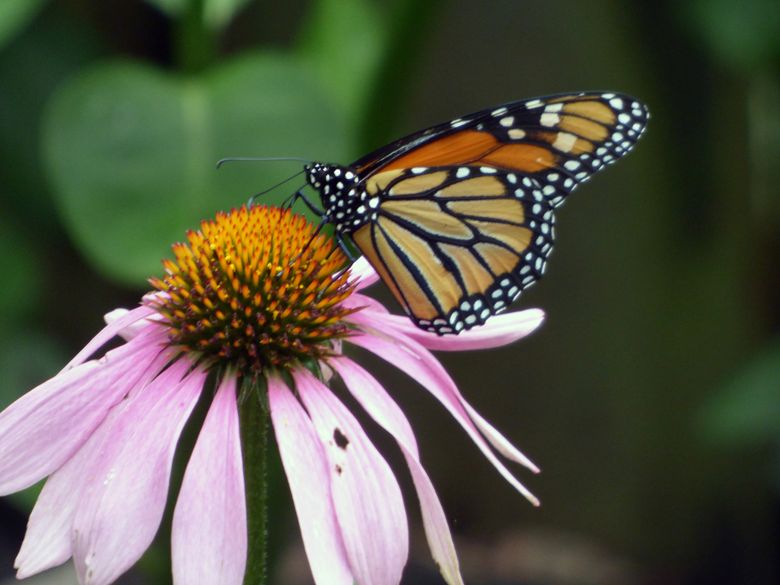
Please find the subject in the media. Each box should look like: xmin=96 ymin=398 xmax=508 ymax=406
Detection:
xmin=333 ymin=428 xmax=349 ymax=450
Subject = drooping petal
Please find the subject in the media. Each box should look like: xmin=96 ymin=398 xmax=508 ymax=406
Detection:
xmin=348 ymin=329 xmax=540 ymax=506
xmin=62 ymin=304 xmax=157 ymax=371
xmin=71 ymin=359 xmax=206 ymax=585
xmin=349 ymin=308 xmax=545 ymax=351
xmin=172 ymin=374 xmax=246 ymax=585
xmin=103 ymin=307 xmax=162 ymax=341
xmin=14 ymin=349 xmax=173 ymax=579
xmin=461 ymin=401 xmax=540 ymax=473
xmin=293 ymin=369 xmax=408 ymax=585
xmin=0 ymin=326 xmax=169 ymax=496
xmin=349 ymin=257 xmax=380 ymax=291
xmin=267 ymin=377 xmax=353 ymax=585
xmin=332 ymin=358 xmax=465 ymax=585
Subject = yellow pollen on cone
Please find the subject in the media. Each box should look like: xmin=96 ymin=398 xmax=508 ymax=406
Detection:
xmin=148 ymin=205 xmax=356 ymax=373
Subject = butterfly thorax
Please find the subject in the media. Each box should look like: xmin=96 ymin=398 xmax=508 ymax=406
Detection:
xmin=305 ymin=162 xmax=376 ymax=234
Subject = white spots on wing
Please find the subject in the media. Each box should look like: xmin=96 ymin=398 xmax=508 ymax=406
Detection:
xmin=411 ymin=167 xmax=428 ymax=174
xmin=564 ymin=160 xmax=581 ymax=171
xmin=525 ymin=99 xmax=543 ymax=109
xmin=540 ymin=112 xmax=560 ymax=127
xmin=491 ymin=106 xmax=508 ymax=116
xmin=609 ymin=97 xmax=624 ymax=110
xmin=508 ymin=128 xmax=527 ymax=140
xmin=455 ymin=167 xmax=470 ymax=178
xmin=499 ymin=116 xmax=514 ymax=127
xmin=552 ymin=132 xmax=577 ymax=152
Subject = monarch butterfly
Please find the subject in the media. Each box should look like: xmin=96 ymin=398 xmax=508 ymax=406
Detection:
xmin=297 ymin=92 xmax=648 ymax=335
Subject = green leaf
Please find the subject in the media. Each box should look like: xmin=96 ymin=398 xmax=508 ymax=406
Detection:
xmin=43 ymin=55 xmax=350 ymax=285
xmin=145 ymin=0 xmax=252 ymax=30
xmin=698 ymin=340 xmax=780 ymax=446
xmin=298 ymin=0 xmax=385 ymax=127
xmin=0 ymin=331 xmax=67 ymax=412
xmin=0 ymin=217 xmax=41 ymax=329
xmin=0 ymin=3 xmax=102 ymax=229
xmin=0 ymin=0 xmax=46 ymax=51
xmin=682 ymin=0 xmax=780 ymax=70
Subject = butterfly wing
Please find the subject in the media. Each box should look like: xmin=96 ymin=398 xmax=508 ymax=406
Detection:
xmin=352 ymin=92 xmax=649 ymax=207
xmin=350 ymin=166 xmax=554 ymax=334
xmin=346 ymin=92 xmax=648 ymax=334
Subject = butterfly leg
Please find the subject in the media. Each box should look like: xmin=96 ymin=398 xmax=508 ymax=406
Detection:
xmin=289 ymin=218 xmax=328 ymax=266
xmin=334 ymin=233 xmax=359 ymax=263
xmin=284 ymin=189 xmax=326 ymax=218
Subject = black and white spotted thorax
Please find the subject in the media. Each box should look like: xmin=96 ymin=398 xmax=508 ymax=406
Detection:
xmin=305 ymin=163 xmax=378 ymax=234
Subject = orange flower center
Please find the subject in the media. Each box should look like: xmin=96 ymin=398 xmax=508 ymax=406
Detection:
xmin=148 ymin=206 xmax=355 ymax=373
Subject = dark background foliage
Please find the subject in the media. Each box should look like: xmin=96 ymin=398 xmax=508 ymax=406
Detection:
xmin=0 ymin=0 xmax=779 ymax=584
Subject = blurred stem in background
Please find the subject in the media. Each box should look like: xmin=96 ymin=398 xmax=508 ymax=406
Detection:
xmin=176 ymin=0 xmax=216 ymax=72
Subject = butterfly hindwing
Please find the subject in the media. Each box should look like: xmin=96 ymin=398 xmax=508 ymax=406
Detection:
xmin=350 ymin=166 xmax=555 ymax=334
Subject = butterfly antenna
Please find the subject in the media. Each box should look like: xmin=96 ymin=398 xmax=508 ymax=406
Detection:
xmin=247 ymin=172 xmax=306 ymax=205
xmin=216 ymin=156 xmax=312 ymax=168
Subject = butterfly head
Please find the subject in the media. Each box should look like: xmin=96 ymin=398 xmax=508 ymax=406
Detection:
xmin=305 ymin=162 xmax=373 ymax=233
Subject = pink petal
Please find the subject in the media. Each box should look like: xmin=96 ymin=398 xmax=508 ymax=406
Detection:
xmin=349 ymin=257 xmax=379 ymax=290
xmin=14 ymin=349 xmax=173 ymax=579
xmin=349 ymin=308 xmax=545 ymax=351
xmin=341 ymin=292 xmax=390 ymax=315
xmin=62 ymin=304 xmax=157 ymax=371
xmin=71 ymin=360 xmax=206 ymax=585
xmin=461 ymin=401 xmax=540 ymax=473
xmin=172 ymin=374 xmax=246 ymax=585
xmin=268 ymin=377 xmax=353 ymax=585
xmin=293 ymin=369 xmax=408 ymax=585
xmin=103 ymin=308 xmax=163 ymax=341
xmin=332 ymin=358 xmax=465 ymax=585
xmin=0 ymin=327 xmax=169 ymax=496
xmin=347 ymin=330 xmax=540 ymax=506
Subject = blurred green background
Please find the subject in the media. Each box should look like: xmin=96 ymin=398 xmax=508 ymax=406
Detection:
xmin=1 ymin=0 xmax=779 ymax=584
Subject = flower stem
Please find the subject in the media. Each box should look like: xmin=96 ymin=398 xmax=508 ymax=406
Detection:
xmin=240 ymin=377 xmax=270 ymax=585
xmin=175 ymin=0 xmax=216 ymax=73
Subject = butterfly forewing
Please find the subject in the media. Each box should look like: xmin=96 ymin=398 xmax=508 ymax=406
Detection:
xmin=353 ymin=92 xmax=648 ymax=207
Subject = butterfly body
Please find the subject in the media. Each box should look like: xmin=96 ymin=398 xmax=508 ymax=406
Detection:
xmin=303 ymin=92 xmax=649 ymax=335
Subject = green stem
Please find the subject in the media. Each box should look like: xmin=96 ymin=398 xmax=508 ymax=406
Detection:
xmin=240 ymin=377 xmax=270 ymax=585
xmin=175 ymin=0 xmax=217 ymax=73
